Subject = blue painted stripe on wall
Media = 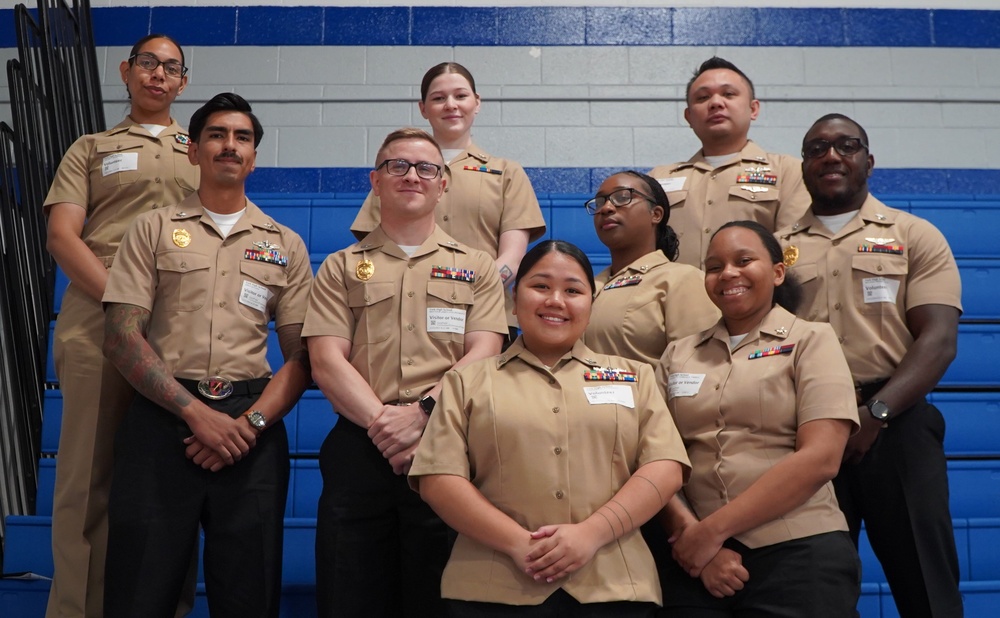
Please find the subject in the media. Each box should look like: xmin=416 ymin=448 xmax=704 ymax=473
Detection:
xmin=246 ymin=167 xmax=1000 ymax=196
xmin=2 ymin=7 xmax=999 ymax=49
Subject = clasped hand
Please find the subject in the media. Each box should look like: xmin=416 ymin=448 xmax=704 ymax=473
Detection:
xmin=368 ymin=403 xmax=426 ymax=475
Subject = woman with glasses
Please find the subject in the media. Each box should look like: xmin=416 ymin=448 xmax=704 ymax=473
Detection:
xmin=352 ymin=62 xmax=546 ymax=344
xmin=584 ymin=171 xmax=718 ymax=369
xmin=43 ymin=33 xmax=198 ymax=618
xmin=655 ymin=221 xmax=860 ymax=616
xmin=411 ymin=240 xmax=690 ymax=617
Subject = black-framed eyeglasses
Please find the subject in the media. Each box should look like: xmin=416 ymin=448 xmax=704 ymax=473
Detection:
xmin=801 ymin=136 xmax=869 ymax=160
xmin=129 ymin=52 xmax=188 ymax=78
xmin=584 ymin=187 xmax=655 ymax=215
xmin=376 ymin=159 xmax=442 ymax=180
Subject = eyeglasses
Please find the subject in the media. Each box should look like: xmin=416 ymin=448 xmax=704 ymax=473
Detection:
xmin=130 ymin=52 xmax=188 ymax=78
xmin=376 ymin=159 xmax=442 ymax=180
xmin=584 ymin=187 xmax=655 ymax=215
xmin=801 ymin=136 xmax=869 ymax=160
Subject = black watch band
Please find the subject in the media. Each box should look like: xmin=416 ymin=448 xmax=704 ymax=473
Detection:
xmin=866 ymin=399 xmax=891 ymax=422
xmin=418 ymin=394 xmax=436 ymax=416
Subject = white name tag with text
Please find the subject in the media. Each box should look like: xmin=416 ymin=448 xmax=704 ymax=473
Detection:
xmin=668 ymin=373 xmax=706 ymax=399
xmin=102 ymin=152 xmax=138 ymax=176
xmin=427 ymin=307 xmax=466 ymax=334
xmin=658 ymin=177 xmax=686 ymax=192
xmin=584 ymin=385 xmax=635 ymax=408
xmin=239 ymin=279 xmax=273 ymax=313
xmin=862 ymin=277 xmax=900 ymax=304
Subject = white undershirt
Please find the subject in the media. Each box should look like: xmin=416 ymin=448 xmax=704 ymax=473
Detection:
xmin=398 ymin=245 xmax=420 ymax=257
xmin=441 ymin=148 xmax=463 ymax=164
xmin=729 ymin=333 xmax=748 ymax=349
xmin=140 ymin=124 xmax=167 ymax=137
xmin=816 ymin=210 xmax=860 ymax=235
xmin=204 ymin=208 xmax=246 ymax=238
xmin=705 ymin=153 xmax=739 ymax=168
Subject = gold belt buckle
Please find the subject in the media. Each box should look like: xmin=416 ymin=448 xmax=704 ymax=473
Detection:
xmin=197 ymin=376 xmax=233 ymax=400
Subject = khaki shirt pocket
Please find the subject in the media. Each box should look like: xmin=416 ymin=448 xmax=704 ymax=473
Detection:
xmin=727 ymin=185 xmax=780 ymax=224
xmin=94 ymin=139 xmax=145 ymax=188
xmin=851 ymin=254 xmax=908 ymax=315
xmin=238 ymin=260 xmax=289 ymax=323
xmin=155 ymin=251 xmax=212 ymax=312
xmin=426 ymin=280 xmax=474 ymax=343
xmin=348 ymin=282 xmax=395 ymax=344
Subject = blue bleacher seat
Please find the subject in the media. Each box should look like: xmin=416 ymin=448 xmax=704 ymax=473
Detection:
xmin=36 ymin=458 xmax=55 ymax=517
xmin=258 ymin=204 xmax=312 ymax=249
xmin=41 ymin=390 xmax=62 ymax=454
xmin=909 ymin=201 xmax=1000 ymax=258
xmin=2 ymin=515 xmax=54 ymax=576
xmin=294 ymin=390 xmax=336 ymax=455
xmin=968 ymin=519 xmax=1000 ymax=580
xmin=928 ymin=392 xmax=1000 ymax=457
xmin=858 ymin=583 xmax=882 ymax=618
xmin=948 ymin=460 xmax=1000 ymax=519
xmin=941 ymin=325 xmax=1000 ymax=387
xmin=46 ymin=321 xmax=56 ymax=384
xmin=956 ymin=260 xmax=1000 ymax=321
xmin=309 ymin=197 xmax=366 ymax=256
xmin=549 ymin=198 xmax=601 ymax=254
xmin=0 ymin=578 xmax=50 ymax=617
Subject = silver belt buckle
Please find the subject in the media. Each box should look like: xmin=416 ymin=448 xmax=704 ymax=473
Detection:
xmin=197 ymin=376 xmax=233 ymax=400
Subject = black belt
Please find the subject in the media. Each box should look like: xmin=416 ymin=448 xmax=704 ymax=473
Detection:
xmin=856 ymin=378 xmax=890 ymax=405
xmin=176 ymin=377 xmax=270 ymax=400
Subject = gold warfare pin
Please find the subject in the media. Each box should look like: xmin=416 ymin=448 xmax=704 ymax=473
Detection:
xmin=783 ymin=245 xmax=799 ymax=267
xmin=172 ymin=229 xmax=191 ymax=248
xmin=356 ymin=259 xmax=375 ymax=281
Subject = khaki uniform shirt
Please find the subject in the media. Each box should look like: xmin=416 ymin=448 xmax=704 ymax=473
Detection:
xmin=44 ymin=117 xmax=199 ymax=266
xmin=411 ymin=338 xmax=690 ymax=605
xmin=776 ymin=194 xmax=963 ymax=384
xmin=302 ymin=225 xmax=507 ymax=404
xmin=650 ymin=141 xmax=810 ymax=268
xmin=584 ymin=250 xmax=720 ymax=367
xmin=658 ymin=306 xmax=858 ymax=548
xmin=103 ymin=193 xmax=312 ymax=380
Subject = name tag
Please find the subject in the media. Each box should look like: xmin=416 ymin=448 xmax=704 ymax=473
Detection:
xmin=240 ymin=279 xmax=273 ymax=313
xmin=667 ymin=373 xmax=705 ymax=399
xmin=862 ymin=277 xmax=900 ymax=304
xmin=658 ymin=177 xmax=686 ymax=192
xmin=584 ymin=385 xmax=634 ymax=409
xmin=102 ymin=152 xmax=138 ymax=176
xmin=427 ymin=307 xmax=466 ymax=334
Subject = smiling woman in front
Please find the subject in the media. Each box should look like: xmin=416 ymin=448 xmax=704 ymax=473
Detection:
xmin=656 ymin=220 xmax=860 ymax=616
xmin=409 ymin=240 xmax=690 ymax=617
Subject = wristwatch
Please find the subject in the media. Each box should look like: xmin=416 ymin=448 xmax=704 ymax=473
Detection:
xmin=418 ymin=394 xmax=436 ymax=416
xmin=244 ymin=409 xmax=267 ymax=431
xmin=865 ymin=399 xmax=891 ymax=422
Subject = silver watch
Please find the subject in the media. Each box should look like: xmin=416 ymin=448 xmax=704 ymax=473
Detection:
xmin=244 ymin=409 xmax=267 ymax=431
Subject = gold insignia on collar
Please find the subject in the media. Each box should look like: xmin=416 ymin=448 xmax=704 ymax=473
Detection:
xmin=782 ymin=245 xmax=799 ymax=267
xmin=356 ymin=259 xmax=375 ymax=281
xmin=172 ymin=229 xmax=191 ymax=248
xmin=865 ymin=237 xmax=895 ymax=245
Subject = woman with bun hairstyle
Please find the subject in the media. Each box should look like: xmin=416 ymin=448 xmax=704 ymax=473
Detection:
xmin=351 ymin=62 xmax=546 ymax=342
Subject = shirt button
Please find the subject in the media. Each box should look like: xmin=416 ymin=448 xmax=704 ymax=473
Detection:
xmin=155 ymin=154 xmax=161 ymax=159
xmin=407 ymin=324 xmax=415 ymax=331
xmin=832 ymin=240 xmax=840 ymax=246
xmin=451 ymin=293 xmax=457 ymax=300
xmin=833 ymin=269 xmax=840 ymax=277
xmin=555 ymin=490 xmax=564 ymax=499
xmin=219 ymin=301 xmax=226 ymax=308
xmin=554 ymin=447 xmax=562 ymax=455
xmin=552 ymin=407 xmax=559 ymax=414
xmin=155 ymin=177 xmax=161 ymax=183
xmin=549 ymin=378 xmax=555 ymax=385
xmin=715 ymin=419 xmax=723 ymax=428
xmin=707 ymin=199 xmax=713 ymax=205
xmin=217 ymin=334 xmax=224 ymax=340
xmin=364 ymin=294 xmax=371 ymax=302
xmin=407 ymin=291 xmax=414 ymax=297
xmin=834 ymin=302 xmax=842 ymax=310
xmin=877 ymin=265 xmax=883 ymax=272
xmin=704 ymin=227 xmax=712 ymax=234
xmin=221 ymin=270 xmax=227 ymax=276
xmin=710 ymin=174 xmax=717 ymax=180
xmin=264 ymin=275 xmax=270 ymax=281
xmin=408 ymin=264 xmax=415 ymax=269
xmin=180 ymin=261 xmax=187 ymax=269
xmin=443 ymin=215 xmax=450 ymax=221
xmin=838 ymin=336 xmax=846 ymax=344
xmin=406 ymin=359 xmax=414 ymax=366
xmin=719 ymin=490 xmax=726 ymax=499
xmin=404 ymin=389 xmax=411 ymax=396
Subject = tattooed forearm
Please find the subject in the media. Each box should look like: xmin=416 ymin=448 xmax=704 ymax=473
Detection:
xmin=104 ymin=303 xmax=193 ymax=415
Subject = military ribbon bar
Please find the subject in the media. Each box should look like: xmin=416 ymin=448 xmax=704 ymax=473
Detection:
xmin=858 ymin=244 xmax=904 ymax=255
xmin=584 ymin=368 xmax=637 ymax=382
xmin=736 ymin=173 xmax=777 ymax=185
xmin=463 ymin=165 xmax=502 ymax=175
xmin=244 ymin=248 xmax=288 ymax=266
xmin=603 ymin=275 xmax=642 ymax=290
xmin=431 ymin=266 xmax=476 ymax=283
xmin=747 ymin=344 xmax=795 ymax=360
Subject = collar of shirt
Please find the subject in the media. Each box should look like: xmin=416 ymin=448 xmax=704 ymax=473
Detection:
xmin=169 ymin=194 xmax=277 ymax=238
xmin=351 ymin=224 xmax=469 ymax=260
xmin=497 ymin=337 xmax=604 ymax=373
xmin=675 ymin=139 xmax=772 ymax=174
xmin=698 ymin=304 xmax=796 ymax=353
xmin=790 ymin=194 xmax=900 ymax=240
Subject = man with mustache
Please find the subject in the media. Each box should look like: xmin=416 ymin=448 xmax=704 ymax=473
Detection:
xmin=777 ymin=113 xmax=963 ymax=618
xmin=100 ymin=93 xmax=313 ymax=618
xmin=651 ymin=57 xmax=811 ymax=269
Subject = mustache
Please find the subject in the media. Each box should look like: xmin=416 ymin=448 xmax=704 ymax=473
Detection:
xmin=215 ymin=152 xmax=242 ymax=163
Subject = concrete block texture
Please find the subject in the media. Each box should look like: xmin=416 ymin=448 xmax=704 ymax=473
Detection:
xmin=277 ymin=126 xmax=367 ymax=167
